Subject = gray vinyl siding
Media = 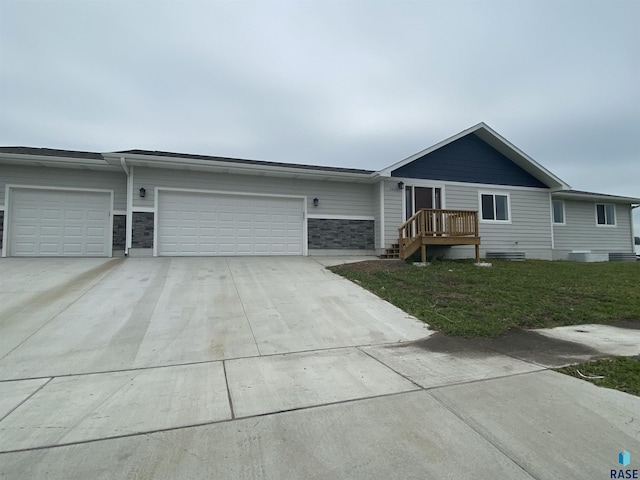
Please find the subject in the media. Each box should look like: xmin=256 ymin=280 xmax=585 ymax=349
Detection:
xmin=383 ymin=179 xmax=403 ymax=248
xmin=418 ymin=184 xmax=553 ymax=260
xmin=132 ymin=167 xmax=375 ymax=217
xmin=0 ymin=164 xmax=127 ymax=211
xmin=552 ymin=200 xmax=633 ymax=259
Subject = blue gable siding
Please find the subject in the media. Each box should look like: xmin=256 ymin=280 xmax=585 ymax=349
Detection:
xmin=391 ymin=133 xmax=548 ymax=188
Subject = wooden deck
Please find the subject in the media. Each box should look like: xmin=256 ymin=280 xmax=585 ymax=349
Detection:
xmin=398 ymin=209 xmax=481 ymax=262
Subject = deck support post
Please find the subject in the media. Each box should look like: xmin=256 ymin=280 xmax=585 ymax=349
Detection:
xmin=475 ymin=244 xmax=480 ymax=263
xmin=421 ymin=244 xmax=426 ymax=263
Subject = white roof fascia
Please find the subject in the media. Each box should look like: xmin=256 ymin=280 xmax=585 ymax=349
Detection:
xmin=552 ymin=191 xmax=640 ymax=204
xmin=104 ymin=152 xmax=377 ymax=183
xmin=377 ymin=123 xmax=571 ymax=190
xmin=0 ymin=152 xmax=118 ymax=171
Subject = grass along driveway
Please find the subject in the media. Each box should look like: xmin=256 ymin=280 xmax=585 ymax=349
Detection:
xmin=556 ymin=357 xmax=640 ymax=397
xmin=329 ymin=259 xmax=640 ymax=337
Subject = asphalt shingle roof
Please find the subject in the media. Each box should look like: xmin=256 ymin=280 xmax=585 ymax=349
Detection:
xmin=0 ymin=146 xmax=103 ymax=160
xmin=114 ymin=149 xmax=375 ymax=175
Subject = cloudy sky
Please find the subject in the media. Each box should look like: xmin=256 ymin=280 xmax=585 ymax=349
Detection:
xmin=1 ymin=0 xmax=638 ymax=229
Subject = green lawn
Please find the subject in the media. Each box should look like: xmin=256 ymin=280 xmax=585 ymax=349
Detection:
xmin=329 ymin=259 xmax=640 ymax=337
xmin=555 ymin=357 xmax=640 ymax=396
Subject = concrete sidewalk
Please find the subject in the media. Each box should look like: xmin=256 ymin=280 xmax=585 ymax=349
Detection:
xmin=0 ymin=257 xmax=639 ymax=479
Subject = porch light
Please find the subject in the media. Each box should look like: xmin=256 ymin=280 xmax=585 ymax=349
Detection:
xmin=313 ymin=197 xmax=319 ymax=207
xmin=139 ymin=187 xmax=146 ymax=198
xmin=398 ymin=181 xmax=404 ymax=190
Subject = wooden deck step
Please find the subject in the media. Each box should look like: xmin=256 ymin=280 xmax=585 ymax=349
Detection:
xmin=380 ymin=244 xmax=400 ymax=259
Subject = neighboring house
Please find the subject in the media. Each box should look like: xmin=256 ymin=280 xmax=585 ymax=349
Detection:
xmin=1 ymin=123 xmax=638 ymax=260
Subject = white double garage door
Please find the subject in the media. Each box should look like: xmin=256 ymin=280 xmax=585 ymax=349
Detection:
xmin=3 ymin=187 xmax=304 ymax=257
xmin=157 ymin=190 xmax=304 ymax=256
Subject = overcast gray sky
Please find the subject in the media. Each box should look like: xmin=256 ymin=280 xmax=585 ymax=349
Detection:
xmin=1 ymin=0 xmax=639 ymax=230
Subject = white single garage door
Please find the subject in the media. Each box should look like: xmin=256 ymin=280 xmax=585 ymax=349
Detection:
xmin=8 ymin=188 xmax=111 ymax=257
xmin=157 ymin=191 xmax=304 ymax=256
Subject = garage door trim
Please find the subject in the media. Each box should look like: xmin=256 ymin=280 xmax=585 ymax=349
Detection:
xmin=154 ymin=187 xmax=308 ymax=257
xmin=3 ymin=184 xmax=114 ymax=258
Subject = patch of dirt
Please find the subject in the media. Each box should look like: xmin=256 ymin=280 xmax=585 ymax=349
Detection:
xmin=609 ymin=320 xmax=640 ymax=330
xmin=330 ymin=260 xmax=410 ymax=274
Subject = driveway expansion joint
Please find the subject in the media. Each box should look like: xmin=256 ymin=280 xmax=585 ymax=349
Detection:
xmin=222 ymin=360 xmax=236 ymax=419
xmin=356 ymin=346 xmax=425 ymax=390
xmin=0 ymin=377 xmax=53 ymax=423
xmin=0 ymin=389 xmax=423 ymax=455
xmin=428 ymin=388 xmax=542 ymax=480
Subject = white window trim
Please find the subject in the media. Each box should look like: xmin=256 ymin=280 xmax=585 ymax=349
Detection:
xmin=552 ymin=199 xmax=566 ymax=225
xmin=595 ymin=203 xmax=616 ymax=227
xmin=478 ymin=191 xmax=512 ymax=224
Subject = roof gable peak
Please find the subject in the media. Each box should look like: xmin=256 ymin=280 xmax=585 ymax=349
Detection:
xmin=378 ymin=123 xmax=570 ymax=190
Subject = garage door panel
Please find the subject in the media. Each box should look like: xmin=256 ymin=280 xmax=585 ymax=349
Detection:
xmin=16 ymin=207 xmax=38 ymax=219
xmin=65 ymin=210 xmax=85 ymax=221
xmin=200 ymin=211 xmax=217 ymax=222
xmin=43 ymin=208 xmax=63 ymax=220
xmin=157 ymin=191 xmax=303 ymax=256
xmin=40 ymin=243 xmax=61 ymax=255
xmin=63 ymin=243 xmax=83 ymax=255
xmin=86 ymin=243 xmax=107 ymax=254
xmin=87 ymin=210 xmax=108 ymax=221
xmin=9 ymin=189 xmax=111 ymax=257
xmin=218 ymin=244 xmax=235 ymax=254
xmin=15 ymin=225 xmax=37 ymax=236
xmin=86 ymin=227 xmax=105 ymax=238
xmin=63 ymin=226 xmax=82 ymax=237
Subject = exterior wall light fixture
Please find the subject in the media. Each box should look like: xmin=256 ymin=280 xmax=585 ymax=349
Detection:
xmin=139 ymin=187 xmax=146 ymax=198
xmin=313 ymin=197 xmax=319 ymax=207
xmin=398 ymin=181 xmax=404 ymax=190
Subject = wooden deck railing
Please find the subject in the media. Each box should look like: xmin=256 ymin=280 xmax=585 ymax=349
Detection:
xmin=398 ymin=209 xmax=480 ymax=261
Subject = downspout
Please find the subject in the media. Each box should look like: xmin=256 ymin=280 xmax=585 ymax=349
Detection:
xmin=120 ymin=157 xmax=133 ymax=256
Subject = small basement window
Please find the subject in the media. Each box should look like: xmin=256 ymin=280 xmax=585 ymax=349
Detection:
xmin=552 ymin=200 xmax=565 ymax=224
xmin=480 ymin=193 xmax=510 ymax=222
xmin=596 ymin=203 xmax=615 ymax=226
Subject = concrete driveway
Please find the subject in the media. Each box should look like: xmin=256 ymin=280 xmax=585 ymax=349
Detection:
xmin=0 ymin=257 xmax=639 ymax=479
